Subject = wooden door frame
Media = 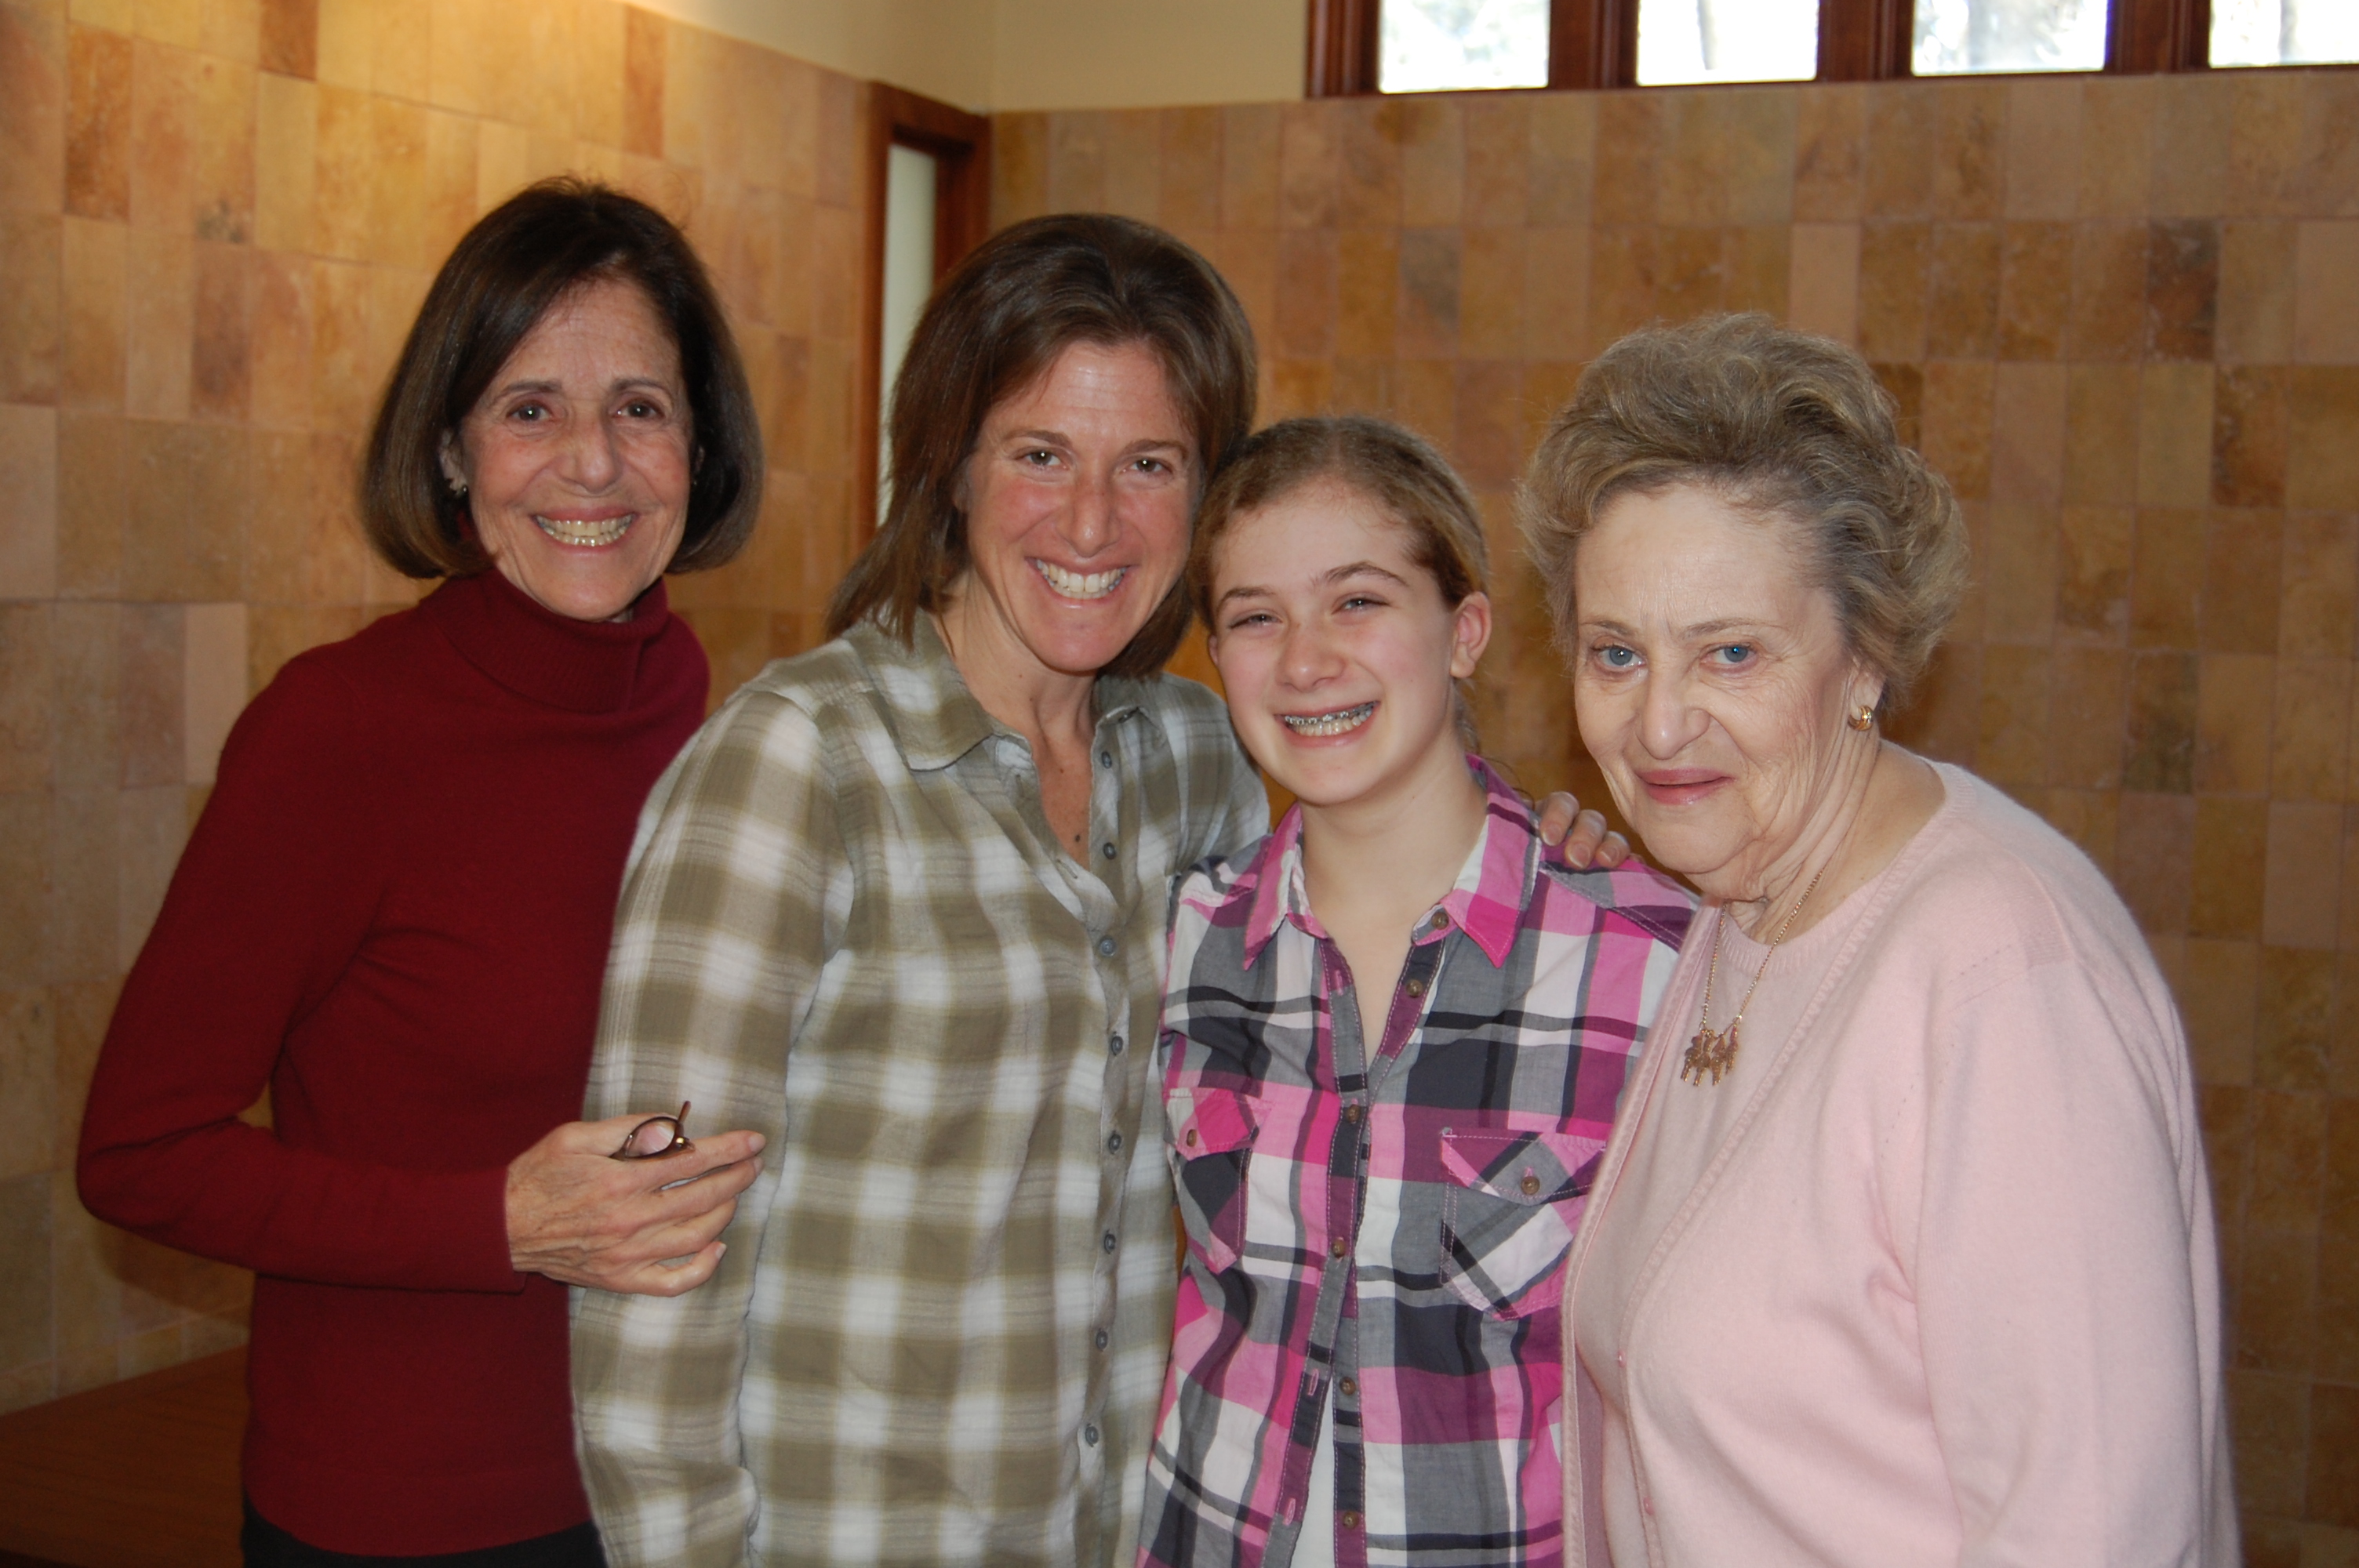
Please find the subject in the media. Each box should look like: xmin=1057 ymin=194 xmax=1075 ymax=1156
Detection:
xmin=856 ymin=85 xmax=992 ymax=543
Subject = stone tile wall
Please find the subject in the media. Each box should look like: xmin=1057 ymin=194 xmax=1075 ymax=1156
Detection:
xmin=2 ymin=2 xmax=2357 ymax=1555
xmin=0 ymin=0 xmax=871 ymax=1408
xmin=994 ymin=73 xmax=2359 ymax=1559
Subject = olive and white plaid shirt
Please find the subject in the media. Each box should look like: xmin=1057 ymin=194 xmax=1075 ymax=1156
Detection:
xmin=572 ymin=615 xmax=1266 ymax=1568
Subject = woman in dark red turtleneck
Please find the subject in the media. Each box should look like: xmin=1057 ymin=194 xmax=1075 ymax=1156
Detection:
xmin=78 ymin=181 xmax=768 ymax=1566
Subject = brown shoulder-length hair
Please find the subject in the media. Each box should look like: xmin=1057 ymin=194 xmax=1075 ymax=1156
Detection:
xmin=362 ymin=177 xmax=761 ymax=579
xmin=824 ymin=212 xmax=1257 ymax=680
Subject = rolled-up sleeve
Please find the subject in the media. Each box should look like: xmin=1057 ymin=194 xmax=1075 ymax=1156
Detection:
xmin=572 ymin=689 xmax=848 ymax=1568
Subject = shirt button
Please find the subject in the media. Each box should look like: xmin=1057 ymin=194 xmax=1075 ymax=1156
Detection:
xmin=1339 ymin=1377 xmax=1358 ymax=1398
xmin=1097 ymin=936 xmax=1118 ymax=957
xmin=1343 ymin=1104 xmax=1363 ymax=1123
xmin=1339 ymin=1511 xmax=1360 ymax=1530
xmin=1099 ymin=750 xmax=1114 ymax=769
xmin=1084 ymin=1424 xmax=1100 ymax=1446
xmin=1095 ymin=1328 xmax=1110 ymax=1350
xmin=1109 ymin=1033 xmax=1125 ymax=1055
xmin=1405 ymin=977 xmax=1427 ymax=997
xmin=1429 ymin=910 xmax=1449 ymax=930
xmin=1184 ymin=1128 xmax=1198 ymax=1148
xmin=1329 ymin=1238 xmax=1347 ymax=1258
xmin=1107 ymin=1131 xmax=1124 ymax=1154
xmin=1101 ymin=841 xmax=1117 ymax=860
xmin=1103 ymin=1231 xmax=1118 ymax=1254
xmin=1521 ymin=1171 xmax=1542 ymax=1196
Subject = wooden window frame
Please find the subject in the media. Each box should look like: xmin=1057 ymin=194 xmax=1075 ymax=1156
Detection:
xmin=856 ymin=85 xmax=992 ymax=543
xmin=1307 ymin=0 xmax=2230 ymax=93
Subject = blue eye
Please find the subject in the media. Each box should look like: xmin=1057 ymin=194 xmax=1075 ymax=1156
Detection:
xmin=1596 ymin=645 xmax=1636 ymax=669
xmin=1714 ymin=644 xmax=1755 ymax=666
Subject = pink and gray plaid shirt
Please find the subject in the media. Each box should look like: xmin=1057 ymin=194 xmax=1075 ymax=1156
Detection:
xmin=1139 ymin=760 xmax=1692 ymax=1568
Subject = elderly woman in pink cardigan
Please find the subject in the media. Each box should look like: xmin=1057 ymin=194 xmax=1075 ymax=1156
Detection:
xmin=1519 ymin=314 xmax=2236 ymax=1568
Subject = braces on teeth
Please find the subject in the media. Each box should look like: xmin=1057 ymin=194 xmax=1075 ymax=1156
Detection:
xmin=1281 ymin=702 xmax=1375 ymax=737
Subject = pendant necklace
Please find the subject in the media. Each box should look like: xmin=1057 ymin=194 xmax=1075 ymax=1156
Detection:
xmin=1681 ymin=863 xmax=1829 ymax=1087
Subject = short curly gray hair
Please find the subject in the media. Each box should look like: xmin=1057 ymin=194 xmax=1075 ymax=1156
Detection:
xmin=1518 ymin=314 xmax=1968 ymax=713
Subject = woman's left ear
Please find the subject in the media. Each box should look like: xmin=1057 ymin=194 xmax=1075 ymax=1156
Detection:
xmin=1451 ymin=593 xmax=1494 ymax=680
xmin=437 ymin=432 xmax=468 ymax=496
xmin=1846 ymin=670 xmax=1886 ymax=730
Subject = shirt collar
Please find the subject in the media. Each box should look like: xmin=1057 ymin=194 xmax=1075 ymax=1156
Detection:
xmin=1237 ymin=756 xmax=1536 ymax=970
xmin=845 ymin=612 xmax=1151 ymax=772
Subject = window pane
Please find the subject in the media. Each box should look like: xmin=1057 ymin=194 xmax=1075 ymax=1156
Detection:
xmin=1634 ymin=0 xmax=1821 ymax=85
xmin=1912 ymin=0 xmax=2108 ymax=74
xmin=1379 ymin=0 xmax=1550 ymax=93
xmin=2212 ymin=0 xmax=2359 ymax=66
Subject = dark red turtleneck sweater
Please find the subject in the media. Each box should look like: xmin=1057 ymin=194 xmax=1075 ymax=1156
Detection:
xmin=78 ymin=569 xmax=707 ymax=1555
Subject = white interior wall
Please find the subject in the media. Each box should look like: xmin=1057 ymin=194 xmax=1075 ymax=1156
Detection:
xmin=625 ymin=0 xmax=1308 ymax=111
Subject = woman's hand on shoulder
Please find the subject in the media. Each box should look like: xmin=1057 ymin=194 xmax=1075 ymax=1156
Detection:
xmin=503 ymin=1116 xmax=766 ymax=1295
xmin=1536 ymin=791 xmax=1630 ymax=869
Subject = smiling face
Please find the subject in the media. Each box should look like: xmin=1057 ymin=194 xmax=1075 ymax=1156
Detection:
xmin=439 ymin=278 xmax=692 ymax=622
xmin=1207 ymin=480 xmax=1490 ymax=816
xmin=946 ymin=339 xmax=1195 ymax=686
xmin=1571 ymin=483 xmax=1881 ymax=900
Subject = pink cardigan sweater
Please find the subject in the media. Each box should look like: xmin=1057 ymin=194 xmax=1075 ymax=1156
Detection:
xmin=1560 ymin=764 xmax=2235 ymax=1567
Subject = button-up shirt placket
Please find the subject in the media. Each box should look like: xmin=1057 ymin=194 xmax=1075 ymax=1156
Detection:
xmin=1264 ymin=906 xmax=1454 ymax=1568
xmin=975 ymin=708 xmax=1153 ymax=1568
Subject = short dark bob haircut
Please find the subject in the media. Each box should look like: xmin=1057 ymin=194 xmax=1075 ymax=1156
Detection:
xmin=824 ymin=212 xmax=1257 ymax=681
xmin=362 ymin=177 xmax=761 ymax=579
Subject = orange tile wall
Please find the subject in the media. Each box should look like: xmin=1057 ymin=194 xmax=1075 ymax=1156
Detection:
xmin=0 ymin=0 xmax=872 ymax=1410
xmin=2 ymin=2 xmax=2357 ymax=1555
xmin=995 ymin=74 xmax=2359 ymax=1559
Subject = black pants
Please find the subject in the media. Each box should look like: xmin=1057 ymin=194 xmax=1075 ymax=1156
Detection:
xmin=242 ymin=1501 xmax=606 ymax=1568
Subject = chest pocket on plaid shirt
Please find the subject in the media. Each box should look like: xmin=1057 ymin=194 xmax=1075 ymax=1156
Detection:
xmin=1168 ymin=1087 xmax=1261 ymax=1274
xmin=1437 ymin=1128 xmax=1605 ymax=1319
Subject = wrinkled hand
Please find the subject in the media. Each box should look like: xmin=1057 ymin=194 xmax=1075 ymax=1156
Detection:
xmin=505 ymin=1115 xmax=765 ymax=1296
xmin=1534 ymin=790 xmax=1630 ymax=869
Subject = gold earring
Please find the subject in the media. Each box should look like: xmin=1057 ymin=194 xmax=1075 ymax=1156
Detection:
xmin=1847 ymin=703 xmax=1875 ymax=731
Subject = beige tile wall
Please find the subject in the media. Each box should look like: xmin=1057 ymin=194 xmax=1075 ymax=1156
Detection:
xmin=0 ymin=0 xmax=871 ymax=1410
xmin=994 ymin=71 xmax=2359 ymax=1558
xmin=2 ymin=0 xmax=2355 ymax=1553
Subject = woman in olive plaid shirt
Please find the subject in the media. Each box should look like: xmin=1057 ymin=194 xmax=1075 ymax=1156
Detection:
xmin=572 ymin=218 xmax=1623 ymax=1568
xmin=1140 ymin=419 xmax=1692 ymax=1568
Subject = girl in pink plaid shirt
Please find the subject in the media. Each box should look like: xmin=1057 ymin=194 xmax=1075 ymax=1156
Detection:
xmin=1139 ymin=417 xmax=1691 ymax=1568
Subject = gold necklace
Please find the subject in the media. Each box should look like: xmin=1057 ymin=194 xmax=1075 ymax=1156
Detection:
xmin=1681 ymin=865 xmax=1828 ymax=1087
